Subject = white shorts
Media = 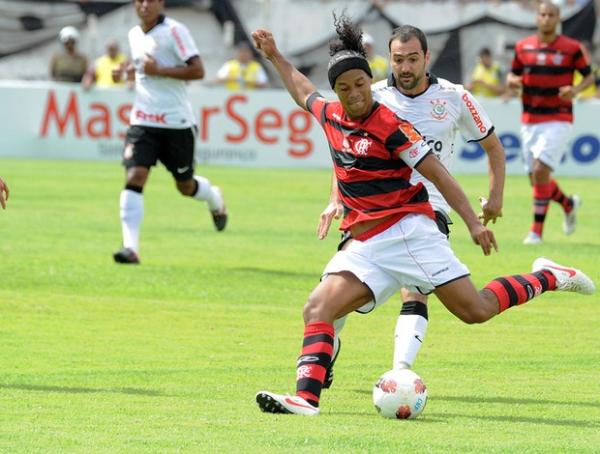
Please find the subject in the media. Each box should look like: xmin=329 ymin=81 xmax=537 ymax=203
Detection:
xmin=521 ymin=121 xmax=572 ymax=173
xmin=322 ymin=214 xmax=470 ymax=314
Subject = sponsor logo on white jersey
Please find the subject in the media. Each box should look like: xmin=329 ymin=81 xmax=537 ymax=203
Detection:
xmin=461 ymin=93 xmax=487 ymax=133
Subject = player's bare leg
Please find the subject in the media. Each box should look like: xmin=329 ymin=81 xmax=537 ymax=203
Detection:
xmin=257 ymin=271 xmax=372 ymax=415
xmin=114 ymin=166 xmax=149 ymax=264
xmin=177 ymin=176 xmax=227 ymax=231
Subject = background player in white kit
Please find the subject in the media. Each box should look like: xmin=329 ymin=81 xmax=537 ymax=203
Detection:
xmin=113 ymin=0 xmax=227 ymax=264
xmin=319 ymin=25 xmax=505 ymax=385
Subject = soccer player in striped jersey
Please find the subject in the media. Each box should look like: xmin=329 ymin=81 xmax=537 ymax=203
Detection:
xmin=507 ymin=0 xmax=594 ymax=245
xmin=320 ymin=25 xmax=506 ymax=387
xmin=251 ymin=15 xmax=595 ymax=416
xmin=112 ymin=0 xmax=227 ymax=264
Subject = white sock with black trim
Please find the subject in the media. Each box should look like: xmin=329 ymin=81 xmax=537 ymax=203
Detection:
xmin=193 ymin=175 xmax=223 ymax=212
xmin=393 ymin=301 xmax=428 ymax=369
xmin=120 ymin=189 xmax=143 ymax=253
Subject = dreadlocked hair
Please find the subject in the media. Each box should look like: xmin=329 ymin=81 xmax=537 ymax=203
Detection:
xmin=329 ymin=12 xmax=366 ymax=58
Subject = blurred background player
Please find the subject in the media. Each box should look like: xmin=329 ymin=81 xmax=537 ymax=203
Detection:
xmin=362 ymin=33 xmax=388 ymax=82
xmin=466 ymin=47 xmax=505 ymax=97
xmin=113 ymin=0 xmax=227 ymax=264
xmin=216 ymin=41 xmax=269 ymax=90
xmin=251 ymin=15 xmax=594 ymax=416
xmin=573 ymin=41 xmax=600 ymax=100
xmin=50 ymin=26 xmax=88 ymax=83
xmin=82 ymin=39 xmax=130 ymax=90
xmin=507 ymin=0 xmax=594 ymax=245
xmin=0 ymin=176 xmax=9 ymax=210
xmin=319 ymin=24 xmax=505 ymax=386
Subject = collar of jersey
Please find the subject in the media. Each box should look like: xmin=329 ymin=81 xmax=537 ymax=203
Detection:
xmin=143 ymin=14 xmax=166 ymax=34
xmin=386 ymin=73 xmax=438 ymax=99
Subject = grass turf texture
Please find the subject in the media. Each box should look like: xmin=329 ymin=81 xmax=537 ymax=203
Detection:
xmin=0 ymin=159 xmax=599 ymax=452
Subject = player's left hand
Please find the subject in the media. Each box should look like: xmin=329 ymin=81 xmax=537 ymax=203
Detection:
xmin=558 ymin=85 xmax=576 ymax=101
xmin=317 ymin=201 xmax=343 ymax=240
xmin=478 ymin=196 xmax=503 ymax=226
xmin=142 ymin=55 xmax=160 ymax=76
xmin=469 ymin=222 xmax=498 ymax=256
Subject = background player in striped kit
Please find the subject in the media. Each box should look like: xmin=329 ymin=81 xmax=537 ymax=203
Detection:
xmin=507 ymin=0 xmax=594 ymax=245
xmin=318 ymin=25 xmax=506 ymax=387
xmin=113 ymin=0 xmax=227 ymax=264
xmin=251 ymin=14 xmax=594 ymax=416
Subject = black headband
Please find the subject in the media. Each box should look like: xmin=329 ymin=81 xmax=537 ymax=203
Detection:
xmin=327 ymin=50 xmax=373 ymax=88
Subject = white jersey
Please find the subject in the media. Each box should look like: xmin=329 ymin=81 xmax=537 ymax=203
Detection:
xmin=372 ymin=75 xmax=494 ymax=215
xmin=128 ymin=15 xmax=198 ymax=129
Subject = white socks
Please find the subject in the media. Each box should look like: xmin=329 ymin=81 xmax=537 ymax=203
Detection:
xmin=393 ymin=309 xmax=428 ymax=370
xmin=120 ymin=189 xmax=143 ymax=252
xmin=193 ymin=175 xmax=223 ymax=212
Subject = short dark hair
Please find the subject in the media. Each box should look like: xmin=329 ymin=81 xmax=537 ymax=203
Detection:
xmin=479 ymin=47 xmax=491 ymax=57
xmin=388 ymin=25 xmax=428 ymax=54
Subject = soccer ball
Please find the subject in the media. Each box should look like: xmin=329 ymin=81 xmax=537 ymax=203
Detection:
xmin=372 ymin=369 xmax=428 ymax=419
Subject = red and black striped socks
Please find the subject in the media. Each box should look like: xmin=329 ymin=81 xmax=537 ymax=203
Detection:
xmin=296 ymin=322 xmax=334 ymax=407
xmin=531 ymin=182 xmax=552 ymax=237
xmin=549 ymin=179 xmax=574 ymax=213
xmin=485 ymin=270 xmax=557 ymax=313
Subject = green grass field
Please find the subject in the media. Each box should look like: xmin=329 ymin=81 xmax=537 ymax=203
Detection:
xmin=0 ymin=158 xmax=599 ymax=453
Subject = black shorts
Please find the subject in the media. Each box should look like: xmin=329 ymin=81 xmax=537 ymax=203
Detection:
xmin=123 ymin=125 xmax=195 ymax=181
xmin=337 ymin=210 xmax=452 ymax=251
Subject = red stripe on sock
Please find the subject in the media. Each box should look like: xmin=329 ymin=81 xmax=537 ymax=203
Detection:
xmin=484 ymin=280 xmax=510 ymax=312
xmin=297 ymin=390 xmax=319 ymax=405
xmin=304 ymin=322 xmax=335 ymax=338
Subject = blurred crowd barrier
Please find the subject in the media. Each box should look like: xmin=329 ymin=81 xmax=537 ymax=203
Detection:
xmin=1 ymin=80 xmax=599 ymax=176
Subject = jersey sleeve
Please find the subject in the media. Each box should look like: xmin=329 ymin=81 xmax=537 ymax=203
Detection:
xmin=385 ymin=119 xmax=432 ymax=168
xmin=169 ymin=23 xmax=199 ymax=63
xmin=306 ymin=92 xmax=327 ymax=124
xmin=573 ymin=43 xmax=591 ymax=77
xmin=457 ymin=89 xmax=494 ymax=142
xmin=511 ymin=44 xmax=523 ymax=76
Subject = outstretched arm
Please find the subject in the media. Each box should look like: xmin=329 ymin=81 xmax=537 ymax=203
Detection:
xmin=478 ymin=132 xmax=505 ymax=225
xmin=416 ymin=154 xmax=497 ymax=256
xmin=252 ymin=28 xmax=317 ymax=110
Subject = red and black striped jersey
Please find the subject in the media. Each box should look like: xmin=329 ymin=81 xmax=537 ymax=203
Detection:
xmin=511 ymin=34 xmax=591 ymax=124
xmin=307 ymin=92 xmax=435 ymax=238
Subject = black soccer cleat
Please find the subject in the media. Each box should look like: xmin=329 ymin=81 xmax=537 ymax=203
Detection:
xmin=113 ymin=247 xmax=140 ymax=264
xmin=322 ymin=338 xmax=341 ymax=389
xmin=211 ymin=209 xmax=228 ymax=232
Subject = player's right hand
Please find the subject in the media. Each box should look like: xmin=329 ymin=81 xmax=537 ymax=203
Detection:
xmin=0 ymin=176 xmax=9 ymax=210
xmin=469 ymin=222 xmax=498 ymax=256
xmin=506 ymin=73 xmax=522 ymax=89
xmin=317 ymin=201 xmax=343 ymax=240
xmin=252 ymin=29 xmax=277 ymax=59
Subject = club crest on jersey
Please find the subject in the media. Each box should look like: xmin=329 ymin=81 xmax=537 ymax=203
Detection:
xmin=430 ymin=99 xmax=448 ymax=121
xmin=552 ymin=52 xmax=564 ymax=65
xmin=354 ymin=137 xmax=372 ymax=156
xmin=536 ymin=53 xmax=547 ymax=65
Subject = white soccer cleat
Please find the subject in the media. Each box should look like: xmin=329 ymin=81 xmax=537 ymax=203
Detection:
xmin=532 ymin=257 xmax=596 ymax=295
xmin=523 ymin=231 xmax=543 ymax=245
xmin=255 ymin=391 xmax=319 ymax=416
xmin=563 ymin=194 xmax=581 ymax=236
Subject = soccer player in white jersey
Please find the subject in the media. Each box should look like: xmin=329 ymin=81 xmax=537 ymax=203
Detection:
xmin=113 ymin=0 xmax=227 ymax=264
xmin=319 ymin=25 xmax=506 ymax=387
